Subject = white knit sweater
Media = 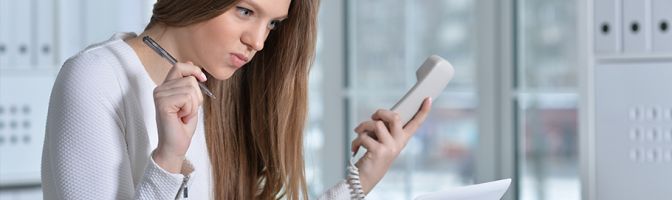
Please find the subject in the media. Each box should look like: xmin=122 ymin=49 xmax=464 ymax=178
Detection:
xmin=42 ymin=33 xmax=350 ymax=199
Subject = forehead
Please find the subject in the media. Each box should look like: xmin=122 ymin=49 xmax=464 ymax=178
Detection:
xmin=241 ymin=0 xmax=291 ymax=19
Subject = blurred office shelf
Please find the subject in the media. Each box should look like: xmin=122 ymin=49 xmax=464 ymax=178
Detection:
xmin=0 ymin=1 xmax=151 ymax=199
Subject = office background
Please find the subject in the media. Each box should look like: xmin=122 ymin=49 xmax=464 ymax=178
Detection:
xmin=1 ymin=0 xmax=670 ymax=199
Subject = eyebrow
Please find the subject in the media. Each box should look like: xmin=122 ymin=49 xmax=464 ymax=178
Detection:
xmin=243 ymin=0 xmax=288 ymax=20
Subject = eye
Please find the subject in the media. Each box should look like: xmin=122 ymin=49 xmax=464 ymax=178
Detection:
xmin=268 ymin=20 xmax=281 ymax=30
xmin=236 ymin=6 xmax=253 ymax=17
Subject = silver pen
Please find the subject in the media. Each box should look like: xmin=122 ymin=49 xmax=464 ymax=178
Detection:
xmin=142 ymin=36 xmax=216 ymax=99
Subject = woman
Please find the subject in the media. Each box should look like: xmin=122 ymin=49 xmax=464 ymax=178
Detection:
xmin=41 ymin=0 xmax=432 ymax=199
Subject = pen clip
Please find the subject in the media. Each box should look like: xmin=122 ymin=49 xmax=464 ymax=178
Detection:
xmin=142 ymin=36 xmax=178 ymax=65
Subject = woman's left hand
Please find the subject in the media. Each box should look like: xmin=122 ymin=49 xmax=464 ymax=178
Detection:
xmin=351 ymin=97 xmax=433 ymax=194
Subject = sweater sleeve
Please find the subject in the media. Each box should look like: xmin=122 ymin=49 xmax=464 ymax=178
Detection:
xmin=41 ymin=52 xmax=189 ymax=199
xmin=135 ymin=152 xmax=194 ymax=199
xmin=318 ymin=180 xmax=352 ymax=200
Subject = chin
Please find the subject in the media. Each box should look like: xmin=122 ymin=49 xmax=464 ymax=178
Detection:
xmin=210 ymin=72 xmax=234 ymax=80
xmin=207 ymin=68 xmax=237 ymax=80
xmin=204 ymin=61 xmax=246 ymax=80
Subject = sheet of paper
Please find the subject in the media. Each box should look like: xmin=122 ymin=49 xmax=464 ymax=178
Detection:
xmin=414 ymin=179 xmax=511 ymax=200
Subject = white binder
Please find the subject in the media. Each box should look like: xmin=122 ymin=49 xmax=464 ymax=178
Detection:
xmin=651 ymin=0 xmax=672 ymax=52
xmin=594 ymin=0 xmax=621 ymax=54
xmin=35 ymin=0 xmax=56 ymax=69
xmin=57 ymin=0 xmax=85 ymax=65
xmin=0 ymin=0 xmax=10 ymax=68
xmin=621 ymin=0 xmax=650 ymax=53
xmin=7 ymin=0 xmax=33 ymax=69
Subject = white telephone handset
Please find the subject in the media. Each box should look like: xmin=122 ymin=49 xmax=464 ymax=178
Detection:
xmin=391 ymin=55 xmax=455 ymax=125
xmin=347 ymin=55 xmax=455 ymax=200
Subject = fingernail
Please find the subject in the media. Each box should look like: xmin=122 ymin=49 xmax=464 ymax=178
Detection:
xmin=200 ymin=73 xmax=208 ymax=81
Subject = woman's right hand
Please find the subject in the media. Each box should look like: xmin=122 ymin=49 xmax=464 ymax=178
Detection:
xmin=152 ymin=62 xmax=207 ymax=173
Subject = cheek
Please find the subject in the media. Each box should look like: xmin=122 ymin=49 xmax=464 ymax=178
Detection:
xmin=187 ymin=12 xmax=250 ymax=80
xmin=205 ymin=12 xmax=241 ymax=46
xmin=197 ymin=17 xmax=240 ymax=65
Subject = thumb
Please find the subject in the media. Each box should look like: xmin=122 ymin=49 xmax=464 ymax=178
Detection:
xmin=164 ymin=62 xmax=207 ymax=82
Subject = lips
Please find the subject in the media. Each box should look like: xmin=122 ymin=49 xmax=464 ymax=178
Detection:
xmin=230 ymin=53 xmax=249 ymax=68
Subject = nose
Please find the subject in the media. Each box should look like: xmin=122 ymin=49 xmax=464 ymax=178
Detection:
xmin=241 ymin=23 xmax=268 ymax=51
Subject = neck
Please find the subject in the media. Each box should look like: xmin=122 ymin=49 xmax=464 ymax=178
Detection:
xmin=126 ymin=25 xmax=186 ymax=85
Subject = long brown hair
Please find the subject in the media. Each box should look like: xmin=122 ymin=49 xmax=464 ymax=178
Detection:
xmin=147 ymin=0 xmax=319 ymax=199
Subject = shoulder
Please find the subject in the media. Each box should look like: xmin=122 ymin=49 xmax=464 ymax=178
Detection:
xmin=53 ymin=35 xmax=136 ymax=97
xmin=46 ymin=36 xmax=137 ymax=130
xmin=59 ymin=40 xmax=123 ymax=80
